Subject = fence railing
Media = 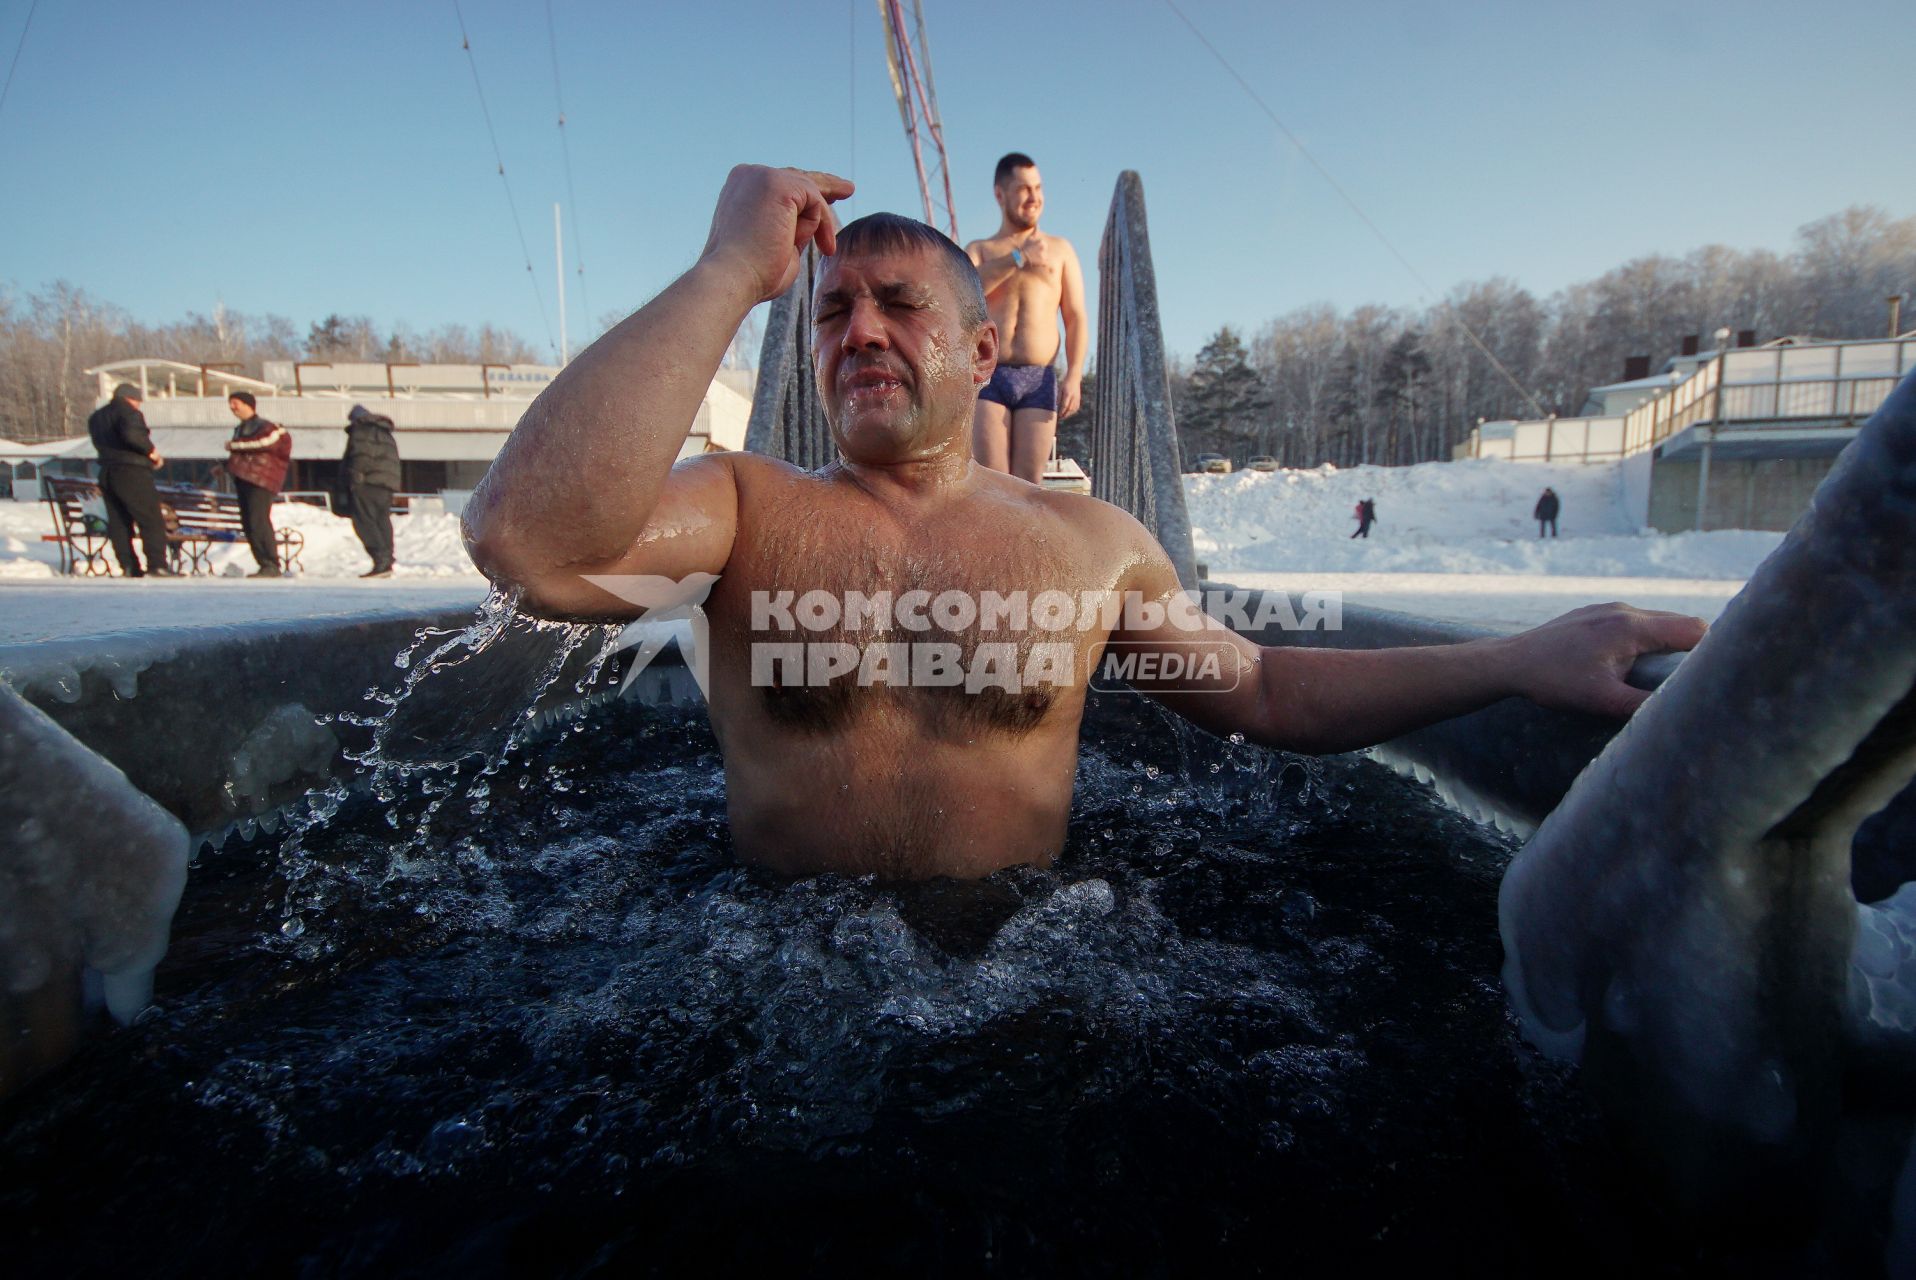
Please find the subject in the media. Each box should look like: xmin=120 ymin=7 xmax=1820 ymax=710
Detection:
xmin=1092 ymin=171 xmax=1199 ymax=588
xmin=1620 ymin=357 xmax=1722 ymax=455
xmin=744 ymin=246 xmax=836 ymax=468
xmin=1625 ymin=337 xmax=1916 ymax=456
xmin=1469 ymin=337 xmax=1916 ymax=463
xmin=1466 ymin=416 xmax=1626 ymax=464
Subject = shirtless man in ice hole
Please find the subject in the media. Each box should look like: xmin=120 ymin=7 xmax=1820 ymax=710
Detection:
xmin=464 ymin=164 xmax=1704 ymax=880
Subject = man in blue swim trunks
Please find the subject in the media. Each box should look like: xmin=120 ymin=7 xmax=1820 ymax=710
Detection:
xmin=965 ymin=153 xmax=1088 ymax=484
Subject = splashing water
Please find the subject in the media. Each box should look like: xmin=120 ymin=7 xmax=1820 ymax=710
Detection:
xmin=263 ymin=587 xmax=625 ymax=960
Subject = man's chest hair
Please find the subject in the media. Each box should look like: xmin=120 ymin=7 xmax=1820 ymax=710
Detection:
xmin=716 ymin=507 xmax=1115 ymax=656
xmin=739 ymin=500 xmax=1088 ymax=607
xmin=710 ymin=492 xmax=1107 ymax=734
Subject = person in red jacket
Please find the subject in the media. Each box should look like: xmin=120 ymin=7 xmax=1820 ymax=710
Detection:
xmin=223 ymin=392 xmax=294 ymax=577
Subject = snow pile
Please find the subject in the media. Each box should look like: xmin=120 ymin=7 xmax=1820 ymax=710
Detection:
xmin=0 ymin=498 xmax=482 ymax=580
xmin=1184 ymin=459 xmax=1783 ymax=579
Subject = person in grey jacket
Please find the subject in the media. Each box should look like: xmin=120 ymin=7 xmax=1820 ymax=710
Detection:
xmin=342 ymin=404 xmax=402 ymax=577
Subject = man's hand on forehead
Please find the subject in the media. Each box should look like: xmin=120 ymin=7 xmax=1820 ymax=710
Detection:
xmin=700 ymin=165 xmax=856 ymax=306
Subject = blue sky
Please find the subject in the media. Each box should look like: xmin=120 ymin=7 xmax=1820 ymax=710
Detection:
xmin=2 ymin=0 xmax=1910 ymax=361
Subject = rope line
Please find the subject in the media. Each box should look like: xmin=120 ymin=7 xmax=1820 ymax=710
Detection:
xmin=1160 ymin=0 xmax=1548 ymax=418
xmin=848 ymin=0 xmax=856 ymax=204
xmin=452 ymin=0 xmax=557 ymax=359
xmin=543 ymin=0 xmax=591 ymax=334
xmin=0 ymin=0 xmax=42 ymax=130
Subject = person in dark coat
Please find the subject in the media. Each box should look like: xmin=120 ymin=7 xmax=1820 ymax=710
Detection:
xmin=1350 ymin=496 xmax=1378 ymax=539
xmin=86 ymin=382 xmax=177 ymax=576
xmin=343 ymin=403 xmax=401 ymax=577
xmin=224 ymin=391 xmax=294 ymax=576
xmin=1534 ymin=487 xmax=1561 ymax=538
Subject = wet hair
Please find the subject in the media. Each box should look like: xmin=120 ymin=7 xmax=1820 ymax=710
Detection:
xmin=832 ymin=212 xmax=989 ymax=332
xmin=994 ymin=152 xmax=1036 ymax=188
xmin=228 ymin=390 xmax=257 ymax=408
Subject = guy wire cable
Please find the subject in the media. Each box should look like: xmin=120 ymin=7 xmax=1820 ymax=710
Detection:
xmin=0 ymin=0 xmax=41 ymax=131
xmin=544 ymin=0 xmax=591 ymax=336
xmin=1160 ymin=0 xmax=1549 ymax=419
xmin=453 ymin=0 xmax=558 ymax=360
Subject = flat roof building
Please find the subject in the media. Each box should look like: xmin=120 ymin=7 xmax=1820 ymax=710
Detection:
xmin=0 ymin=358 xmax=753 ymax=503
xmin=1452 ymin=334 xmax=1916 ymax=531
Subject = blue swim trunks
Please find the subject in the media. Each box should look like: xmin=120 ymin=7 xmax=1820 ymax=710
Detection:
xmin=978 ymin=363 xmax=1058 ymax=413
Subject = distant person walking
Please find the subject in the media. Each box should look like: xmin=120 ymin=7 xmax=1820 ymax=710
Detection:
xmin=1534 ymin=487 xmax=1560 ymax=538
xmin=87 ymin=382 xmax=176 ymax=577
xmin=223 ymin=392 xmax=294 ymax=576
xmin=1350 ymin=497 xmax=1378 ymax=539
xmin=342 ymin=404 xmax=401 ymax=577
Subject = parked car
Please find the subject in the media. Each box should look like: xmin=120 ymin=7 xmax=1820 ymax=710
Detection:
xmin=1248 ymin=455 xmax=1279 ymax=472
xmin=1193 ymin=454 xmax=1231 ymax=474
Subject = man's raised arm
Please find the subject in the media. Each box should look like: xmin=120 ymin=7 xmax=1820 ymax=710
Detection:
xmin=462 ymin=165 xmax=852 ymax=617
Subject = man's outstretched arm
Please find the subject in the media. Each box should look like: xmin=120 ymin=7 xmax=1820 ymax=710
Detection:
xmin=1106 ymin=518 xmax=1706 ymax=754
xmin=463 ymin=165 xmax=853 ymax=617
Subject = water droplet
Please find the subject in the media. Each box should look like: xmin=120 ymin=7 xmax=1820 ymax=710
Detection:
xmin=279 ymin=916 xmax=306 ymax=939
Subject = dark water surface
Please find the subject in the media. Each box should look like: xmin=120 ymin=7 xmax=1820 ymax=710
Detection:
xmin=2 ymin=691 xmax=1695 ymax=1275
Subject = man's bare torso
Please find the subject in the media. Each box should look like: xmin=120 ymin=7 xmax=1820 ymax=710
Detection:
xmin=969 ymin=229 xmax=1069 ymax=366
xmin=699 ymin=452 xmax=1136 ymax=879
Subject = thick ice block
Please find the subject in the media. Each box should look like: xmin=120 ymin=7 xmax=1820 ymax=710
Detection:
xmin=1 ymin=682 xmax=189 ymax=1096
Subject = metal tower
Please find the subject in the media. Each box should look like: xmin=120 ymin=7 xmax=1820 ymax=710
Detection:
xmin=878 ymin=0 xmax=958 ymax=241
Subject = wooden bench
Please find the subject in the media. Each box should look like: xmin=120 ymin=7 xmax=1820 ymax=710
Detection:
xmin=42 ymin=476 xmax=305 ymax=576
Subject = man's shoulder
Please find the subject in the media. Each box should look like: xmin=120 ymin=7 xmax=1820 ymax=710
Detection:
xmin=1013 ymin=481 xmax=1151 ymax=547
xmin=1040 ymin=229 xmax=1079 ymax=255
xmin=692 ymin=448 xmax=829 ymax=500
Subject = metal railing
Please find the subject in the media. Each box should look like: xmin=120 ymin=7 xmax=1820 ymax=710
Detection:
xmin=1622 ymin=357 xmax=1724 ymax=455
xmin=1621 ymin=337 xmax=1916 ymax=456
xmin=1092 ymin=171 xmax=1199 ymax=588
xmin=1467 ymin=337 xmax=1916 ymax=463
xmin=744 ymin=246 xmax=835 ymax=468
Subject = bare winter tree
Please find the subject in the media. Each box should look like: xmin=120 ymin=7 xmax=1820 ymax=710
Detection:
xmin=0 ymin=286 xmax=539 ymax=442
xmin=1225 ymin=203 xmax=1914 ymax=471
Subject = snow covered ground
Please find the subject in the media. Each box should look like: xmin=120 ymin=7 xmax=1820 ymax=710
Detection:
xmin=0 ymin=498 xmax=489 ymax=643
xmin=1182 ymin=459 xmax=1778 ymax=628
xmin=0 ymin=498 xmax=481 ymax=582
xmin=0 ymin=455 xmax=1782 ymax=641
xmin=1184 ymin=458 xmax=1780 ymax=577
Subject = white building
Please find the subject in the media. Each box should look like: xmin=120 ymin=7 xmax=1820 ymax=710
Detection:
xmin=2 ymin=358 xmax=754 ymax=502
xmin=1452 ymin=334 xmax=1916 ymax=530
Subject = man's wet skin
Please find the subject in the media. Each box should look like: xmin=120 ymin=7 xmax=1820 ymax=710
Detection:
xmin=464 ymin=164 xmax=1708 ymax=881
